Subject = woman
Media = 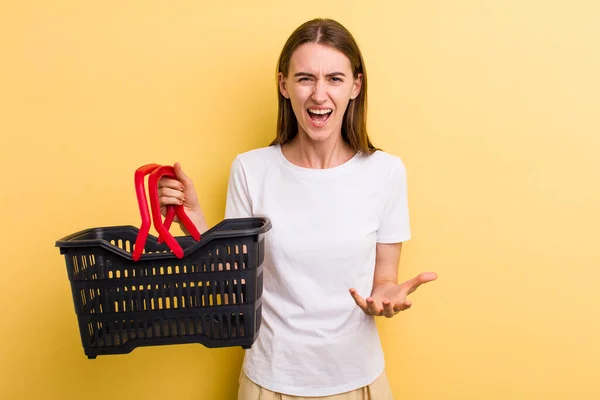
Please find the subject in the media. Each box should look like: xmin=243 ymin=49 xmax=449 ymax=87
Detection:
xmin=159 ymin=18 xmax=437 ymax=400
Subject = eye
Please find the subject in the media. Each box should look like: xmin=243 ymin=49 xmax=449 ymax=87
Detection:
xmin=330 ymin=77 xmax=343 ymax=82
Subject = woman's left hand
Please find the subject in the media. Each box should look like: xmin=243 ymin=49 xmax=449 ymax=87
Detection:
xmin=349 ymin=272 xmax=437 ymax=318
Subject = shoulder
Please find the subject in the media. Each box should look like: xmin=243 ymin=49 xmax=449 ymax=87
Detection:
xmin=358 ymin=150 xmax=407 ymax=177
xmin=235 ymin=145 xmax=279 ymax=164
xmin=229 ymin=145 xmax=280 ymax=177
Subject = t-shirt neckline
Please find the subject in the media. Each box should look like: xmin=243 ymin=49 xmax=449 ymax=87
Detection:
xmin=274 ymin=144 xmax=361 ymax=178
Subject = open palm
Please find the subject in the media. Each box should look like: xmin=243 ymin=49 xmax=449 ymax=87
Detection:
xmin=350 ymin=272 xmax=437 ymax=318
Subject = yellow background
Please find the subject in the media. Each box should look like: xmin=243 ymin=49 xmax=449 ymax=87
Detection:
xmin=1 ymin=1 xmax=599 ymax=399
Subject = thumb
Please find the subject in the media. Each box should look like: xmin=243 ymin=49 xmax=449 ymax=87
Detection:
xmin=404 ymin=272 xmax=438 ymax=295
xmin=174 ymin=162 xmax=193 ymax=185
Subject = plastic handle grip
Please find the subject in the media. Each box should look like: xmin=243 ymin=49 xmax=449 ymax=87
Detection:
xmin=132 ymin=164 xmax=201 ymax=261
xmin=133 ymin=164 xmax=160 ymax=261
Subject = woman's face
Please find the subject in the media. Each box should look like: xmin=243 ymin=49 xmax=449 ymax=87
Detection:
xmin=279 ymin=43 xmax=362 ymax=144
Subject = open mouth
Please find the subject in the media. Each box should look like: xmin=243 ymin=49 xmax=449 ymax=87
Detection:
xmin=307 ymin=108 xmax=332 ymax=127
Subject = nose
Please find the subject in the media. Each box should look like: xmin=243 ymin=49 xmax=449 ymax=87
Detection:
xmin=311 ymin=79 xmax=327 ymax=103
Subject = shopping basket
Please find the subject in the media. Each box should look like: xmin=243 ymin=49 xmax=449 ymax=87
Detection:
xmin=55 ymin=164 xmax=271 ymax=359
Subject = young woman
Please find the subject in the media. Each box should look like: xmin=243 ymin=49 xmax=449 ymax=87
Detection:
xmin=159 ymin=18 xmax=437 ymax=400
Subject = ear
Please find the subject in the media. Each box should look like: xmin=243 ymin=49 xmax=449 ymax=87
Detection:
xmin=350 ymin=73 xmax=363 ymax=100
xmin=279 ymin=72 xmax=290 ymax=99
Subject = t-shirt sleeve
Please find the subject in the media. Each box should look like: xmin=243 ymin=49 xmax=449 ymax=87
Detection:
xmin=377 ymin=158 xmax=411 ymax=243
xmin=224 ymin=156 xmax=253 ymax=219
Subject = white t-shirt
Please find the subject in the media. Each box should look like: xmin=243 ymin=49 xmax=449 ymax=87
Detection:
xmin=224 ymin=144 xmax=411 ymax=397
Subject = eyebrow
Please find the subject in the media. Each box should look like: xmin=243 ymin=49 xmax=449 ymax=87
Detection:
xmin=293 ymin=72 xmax=347 ymax=78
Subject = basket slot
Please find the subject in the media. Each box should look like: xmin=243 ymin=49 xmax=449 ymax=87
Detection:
xmin=225 ymin=313 xmax=231 ymax=339
xmin=172 ymin=319 xmax=179 ymax=336
xmin=210 ymin=250 xmax=216 ymax=272
xmin=157 ymin=287 xmax=164 ymax=310
xmin=128 ymin=320 xmax=136 ymax=342
xmin=154 ymin=319 xmax=162 ymax=337
xmin=182 ymin=317 xmax=190 ymax=335
xmin=119 ymin=320 xmax=126 ymax=345
xmin=192 ymin=282 xmax=200 ymax=308
xmin=213 ymin=285 xmax=219 ymax=306
xmin=208 ymin=281 xmax=215 ymax=306
xmin=213 ymin=282 xmax=219 ymax=306
xmin=161 ymin=284 xmax=168 ymax=310
xmin=164 ymin=318 xmax=171 ymax=337
xmin=144 ymin=284 xmax=151 ymax=313
xmin=122 ymin=320 xmax=129 ymax=344
xmin=167 ymin=285 xmax=177 ymax=308
xmin=234 ymin=312 xmax=241 ymax=337
xmin=234 ymin=279 xmax=242 ymax=304
xmin=218 ymin=280 xmax=225 ymax=305
xmin=73 ymin=255 xmax=79 ymax=276
xmin=210 ymin=314 xmax=219 ymax=339
xmin=213 ymin=314 xmax=221 ymax=339
xmin=198 ymin=282 xmax=205 ymax=307
xmin=226 ymin=277 xmax=234 ymax=305
xmin=115 ymin=287 xmax=123 ymax=313
xmin=135 ymin=286 xmax=143 ymax=313
xmin=193 ymin=317 xmax=200 ymax=335
xmin=201 ymin=315 xmax=209 ymax=337
xmin=170 ymin=318 xmax=177 ymax=337
xmin=175 ymin=319 xmax=182 ymax=336
xmin=220 ymin=314 xmax=227 ymax=339
xmin=136 ymin=313 xmax=143 ymax=339
xmin=214 ymin=247 xmax=221 ymax=272
xmin=176 ymin=282 xmax=183 ymax=308
xmin=165 ymin=319 xmax=172 ymax=336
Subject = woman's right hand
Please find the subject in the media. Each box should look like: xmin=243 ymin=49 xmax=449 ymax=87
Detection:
xmin=157 ymin=162 xmax=208 ymax=234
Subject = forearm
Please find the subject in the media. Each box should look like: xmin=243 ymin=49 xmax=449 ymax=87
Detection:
xmin=371 ymin=242 xmax=402 ymax=293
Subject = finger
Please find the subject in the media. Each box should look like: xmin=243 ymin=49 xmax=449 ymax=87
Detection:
xmin=393 ymin=299 xmax=412 ymax=312
xmin=159 ymin=195 xmax=184 ymax=207
xmin=382 ymin=300 xmax=395 ymax=318
xmin=349 ymin=289 xmax=369 ymax=314
xmin=158 ymin=187 xmax=186 ymax=203
xmin=158 ymin=177 xmax=184 ymax=192
xmin=366 ymin=297 xmax=382 ymax=316
xmin=174 ymin=162 xmax=194 ymax=186
xmin=404 ymin=272 xmax=438 ymax=295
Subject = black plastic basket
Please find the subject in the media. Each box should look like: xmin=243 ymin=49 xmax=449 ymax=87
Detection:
xmin=55 ymin=217 xmax=271 ymax=359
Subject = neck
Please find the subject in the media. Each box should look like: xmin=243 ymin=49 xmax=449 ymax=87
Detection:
xmin=282 ymin=132 xmax=356 ymax=169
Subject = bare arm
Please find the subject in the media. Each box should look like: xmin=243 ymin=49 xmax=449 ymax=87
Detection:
xmin=372 ymin=242 xmax=403 ymax=289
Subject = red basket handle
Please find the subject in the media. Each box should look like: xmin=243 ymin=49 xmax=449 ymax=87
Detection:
xmin=132 ymin=164 xmax=201 ymax=261
xmin=133 ymin=164 xmax=160 ymax=261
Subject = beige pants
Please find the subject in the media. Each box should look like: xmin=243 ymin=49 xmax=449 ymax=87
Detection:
xmin=238 ymin=370 xmax=394 ymax=400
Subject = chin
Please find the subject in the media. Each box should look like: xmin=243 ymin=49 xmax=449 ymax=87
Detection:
xmin=305 ymin=131 xmax=334 ymax=142
xmin=300 ymin=125 xmax=338 ymax=143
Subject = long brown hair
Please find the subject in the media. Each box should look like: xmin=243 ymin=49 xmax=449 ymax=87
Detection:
xmin=271 ymin=18 xmax=377 ymax=154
